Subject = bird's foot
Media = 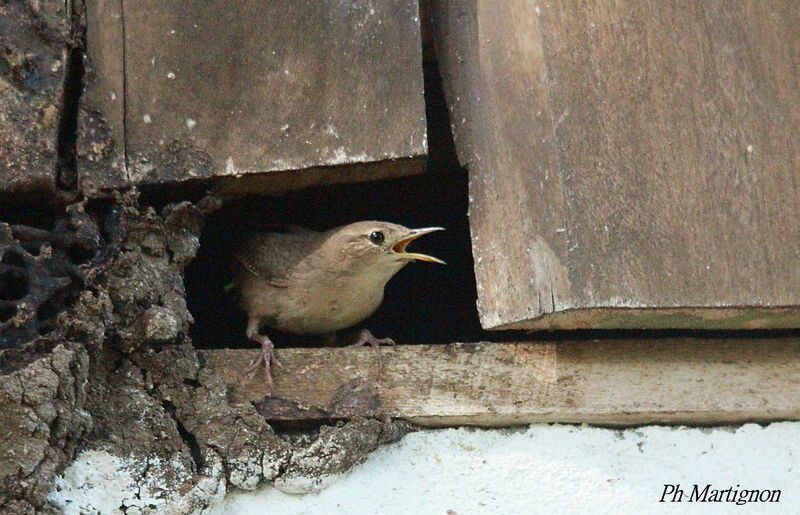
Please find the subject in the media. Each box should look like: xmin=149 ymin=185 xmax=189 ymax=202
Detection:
xmin=346 ymin=328 xmax=395 ymax=347
xmin=247 ymin=334 xmax=281 ymax=383
xmin=347 ymin=329 xmax=394 ymax=372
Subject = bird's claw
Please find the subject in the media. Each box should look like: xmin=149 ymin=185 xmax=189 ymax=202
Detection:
xmin=346 ymin=329 xmax=394 ymax=348
xmin=348 ymin=329 xmax=394 ymax=373
xmin=247 ymin=334 xmax=281 ymax=384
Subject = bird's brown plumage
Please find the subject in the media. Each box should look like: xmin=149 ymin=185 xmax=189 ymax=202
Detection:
xmin=232 ymin=221 xmax=444 ymax=381
xmin=233 ymin=227 xmax=324 ymax=289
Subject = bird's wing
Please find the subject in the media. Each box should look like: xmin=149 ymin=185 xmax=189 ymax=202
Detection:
xmin=233 ymin=230 xmax=322 ymax=288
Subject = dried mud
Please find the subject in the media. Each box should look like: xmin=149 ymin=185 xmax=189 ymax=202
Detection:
xmin=0 ymin=195 xmax=410 ymax=513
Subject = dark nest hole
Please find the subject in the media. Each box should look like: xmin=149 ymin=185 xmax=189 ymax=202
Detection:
xmin=186 ymin=168 xmax=525 ymax=351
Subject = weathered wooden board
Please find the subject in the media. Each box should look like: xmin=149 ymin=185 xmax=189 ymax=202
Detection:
xmin=433 ymin=0 xmax=800 ymax=330
xmin=78 ymin=0 xmax=127 ymax=192
xmin=81 ymin=0 xmax=426 ymax=194
xmin=0 ymin=0 xmax=70 ymax=198
xmin=201 ymin=338 xmax=800 ymax=427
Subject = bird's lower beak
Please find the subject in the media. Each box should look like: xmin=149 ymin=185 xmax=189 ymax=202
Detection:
xmin=392 ymin=227 xmax=446 ymax=264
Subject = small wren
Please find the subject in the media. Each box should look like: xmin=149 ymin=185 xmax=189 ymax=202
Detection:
xmin=232 ymin=221 xmax=445 ymax=382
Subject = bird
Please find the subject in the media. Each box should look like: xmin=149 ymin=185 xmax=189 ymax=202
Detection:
xmin=231 ymin=221 xmax=445 ymax=383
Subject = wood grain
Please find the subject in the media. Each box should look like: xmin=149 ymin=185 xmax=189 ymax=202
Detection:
xmin=81 ymin=0 xmax=427 ymax=193
xmin=201 ymin=338 xmax=800 ymax=427
xmin=79 ymin=0 xmax=127 ymax=191
xmin=433 ymin=0 xmax=800 ymax=329
xmin=0 ymin=0 xmax=68 ymax=197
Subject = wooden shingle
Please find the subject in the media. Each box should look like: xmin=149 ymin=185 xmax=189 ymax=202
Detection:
xmin=81 ymin=0 xmax=427 ymax=194
xmin=434 ymin=0 xmax=800 ymax=330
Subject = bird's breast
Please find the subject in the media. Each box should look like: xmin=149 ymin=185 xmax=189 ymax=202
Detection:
xmin=272 ymin=272 xmax=387 ymax=334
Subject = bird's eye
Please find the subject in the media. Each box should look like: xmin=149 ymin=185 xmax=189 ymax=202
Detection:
xmin=368 ymin=231 xmax=385 ymax=245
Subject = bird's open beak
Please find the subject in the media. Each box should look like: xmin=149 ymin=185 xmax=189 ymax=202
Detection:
xmin=392 ymin=227 xmax=446 ymax=264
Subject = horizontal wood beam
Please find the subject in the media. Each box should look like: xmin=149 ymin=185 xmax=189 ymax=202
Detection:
xmin=201 ymin=338 xmax=800 ymax=427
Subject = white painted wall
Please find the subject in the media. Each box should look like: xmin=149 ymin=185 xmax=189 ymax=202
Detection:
xmin=214 ymin=423 xmax=798 ymax=515
xmin=51 ymin=422 xmax=799 ymax=514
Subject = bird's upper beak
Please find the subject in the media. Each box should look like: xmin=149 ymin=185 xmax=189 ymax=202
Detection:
xmin=391 ymin=227 xmax=446 ymax=264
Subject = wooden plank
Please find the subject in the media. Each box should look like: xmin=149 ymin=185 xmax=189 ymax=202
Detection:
xmin=79 ymin=0 xmax=128 ymax=191
xmin=433 ymin=0 xmax=800 ymax=330
xmin=201 ymin=338 xmax=800 ymax=427
xmin=105 ymin=0 xmax=427 ymax=192
xmin=0 ymin=0 xmax=69 ymax=197
xmin=215 ymin=158 xmax=422 ymax=196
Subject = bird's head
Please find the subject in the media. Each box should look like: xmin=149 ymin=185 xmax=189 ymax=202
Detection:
xmin=325 ymin=221 xmax=445 ymax=276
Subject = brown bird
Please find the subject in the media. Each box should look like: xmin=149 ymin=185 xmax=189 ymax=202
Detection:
xmin=232 ymin=221 xmax=445 ymax=382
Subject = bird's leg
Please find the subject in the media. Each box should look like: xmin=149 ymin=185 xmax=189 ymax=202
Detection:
xmin=347 ymin=328 xmax=395 ymax=371
xmin=246 ymin=325 xmax=281 ymax=383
